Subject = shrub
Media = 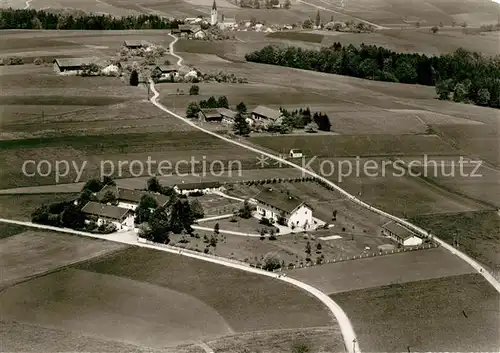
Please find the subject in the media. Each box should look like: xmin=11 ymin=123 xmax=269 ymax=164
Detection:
xmin=189 ymin=84 xmax=200 ymax=95
xmin=33 ymin=57 xmax=43 ymax=65
xmin=269 ymin=234 xmax=277 ymax=240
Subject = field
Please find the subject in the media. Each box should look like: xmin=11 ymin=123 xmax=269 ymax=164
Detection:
xmin=73 ymin=246 xmax=337 ymax=334
xmin=0 ymin=193 xmax=79 ymax=220
xmin=0 ymin=230 xmax=126 ymax=287
xmin=410 ymin=210 xmax=500 ymax=271
xmin=0 ymin=223 xmax=29 ymax=239
xmin=331 ymin=274 xmax=500 ymax=352
xmin=287 ymin=247 xmax=474 ymax=294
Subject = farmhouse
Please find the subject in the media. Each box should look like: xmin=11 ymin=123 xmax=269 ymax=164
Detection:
xmin=171 ymin=28 xmax=181 ymax=35
xmin=199 ymin=108 xmax=223 ymax=122
xmin=289 ymin=149 xmax=303 ymax=158
xmin=174 ymin=181 xmax=223 ymax=195
xmin=152 ymin=65 xmax=178 ymax=80
xmin=123 ymin=40 xmax=145 ymax=49
xmin=382 ymin=221 xmax=423 ymax=246
xmin=250 ymin=191 xmax=313 ymax=229
xmin=217 ymin=107 xmax=238 ymax=124
xmin=81 ymin=201 xmax=135 ymax=230
xmin=251 ymin=106 xmax=283 ymax=125
xmin=98 ymin=185 xmax=170 ymax=210
xmin=178 ymin=24 xmax=203 ymax=38
xmin=53 ymin=58 xmax=98 ymax=73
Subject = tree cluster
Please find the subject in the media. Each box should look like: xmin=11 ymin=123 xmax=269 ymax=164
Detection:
xmin=185 ymin=96 xmax=229 ymax=118
xmin=0 ymin=8 xmax=183 ymax=29
xmin=279 ymin=107 xmax=331 ymax=132
xmin=245 ymin=44 xmax=500 ymax=109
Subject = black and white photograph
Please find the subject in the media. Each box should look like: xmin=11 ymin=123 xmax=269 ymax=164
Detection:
xmin=0 ymin=0 xmax=499 ymax=352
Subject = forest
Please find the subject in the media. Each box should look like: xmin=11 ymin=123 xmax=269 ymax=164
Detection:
xmin=0 ymin=8 xmax=182 ymax=29
xmin=245 ymin=43 xmax=500 ymax=108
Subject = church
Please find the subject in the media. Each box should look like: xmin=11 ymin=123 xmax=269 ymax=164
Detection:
xmin=210 ymin=0 xmax=236 ymax=29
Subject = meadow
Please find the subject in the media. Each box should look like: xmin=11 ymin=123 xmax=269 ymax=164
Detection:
xmin=410 ymin=210 xmax=500 ymax=271
xmin=331 ymin=273 xmax=500 ymax=352
xmin=0 ymin=193 xmax=79 ymax=220
xmin=287 ymin=247 xmax=474 ymax=294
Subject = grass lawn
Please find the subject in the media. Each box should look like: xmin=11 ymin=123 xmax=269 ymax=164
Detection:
xmin=410 ymin=211 xmax=500 ymax=271
xmin=199 ymin=217 xmax=278 ymax=234
xmin=0 ymin=223 xmax=29 ymax=239
xmin=331 ymin=274 xmax=500 ymax=352
xmin=207 ymin=326 xmax=343 ymax=353
xmin=0 ymin=230 xmax=126 ymax=286
xmin=74 ymin=246 xmax=336 ymax=332
xmin=288 ymin=247 xmax=474 ymax=294
xmin=266 ymin=31 xmax=324 ymax=43
xmin=0 ymin=193 xmax=79 ymax=221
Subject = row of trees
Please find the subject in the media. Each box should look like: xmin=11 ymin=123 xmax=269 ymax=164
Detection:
xmin=0 ymin=8 xmax=182 ymax=29
xmin=245 ymin=44 xmax=500 ymax=109
xmin=279 ymin=107 xmax=331 ymax=132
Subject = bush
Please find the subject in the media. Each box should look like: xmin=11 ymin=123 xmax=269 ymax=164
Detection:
xmin=130 ymin=69 xmax=139 ymax=86
xmin=259 ymin=217 xmax=273 ymax=226
xmin=33 ymin=57 xmax=44 ymax=65
xmin=269 ymin=234 xmax=277 ymax=240
xmin=189 ymin=84 xmax=200 ymax=95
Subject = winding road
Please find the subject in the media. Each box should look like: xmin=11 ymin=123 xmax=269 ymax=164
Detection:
xmin=156 ymin=34 xmax=500 ymax=295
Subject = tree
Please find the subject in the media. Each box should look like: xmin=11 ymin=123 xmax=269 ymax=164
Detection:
xmin=60 ymin=204 xmax=85 ymax=229
xmin=283 ymin=0 xmax=291 ymax=9
xmin=101 ymin=190 xmax=117 ymax=204
xmin=186 ymin=102 xmax=200 ymax=118
xmin=315 ymin=10 xmax=321 ymax=28
xmin=102 ymin=176 xmax=115 ymax=186
xmin=476 ymin=88 xmax=491 ymax=106
xmin=263 ymin=253 xmax=281 ymax=271
xmin=431 ymin=26 xmax=439 ymax=34
xmin=236 ymin=101 xmax=247 ymax=114
xmin=302 ymin=19 xmax=313 ymax=29
xmin=305 ymin=241 xmax=311 ymax=255
xmin=82 ymin=179 xmax=103 ymax=193
xmin=189 ymin=84 xmax=200 ymax=95
xmin=439 ymin=22 xmax=444 ymax=27
xmin=316 ymin=242 xmax=322 ymax=252
xmin=415 ymin=21 xmax=420 ymax=28
xmin=148 ymin=206 xmax=171 ymax=243
xmin=332 ymin=209 xmax=337 ymax=220
xmin=147 ymin=177 xmax=162 ymax=193
xmin=190 ymin=199 xmax=204 ymax=219
xmin=238 ymin=200 xmax=254 ymax=219
xmin=217 ymin=96 xmax=229 ymax=108
xmin=436 ymin=79 xmax=453 ymax=100
xmin=233 ymin=114 xmax=251 ymax=136
xmin=130 ymin=69 xmax=139 ymax=86
xmin=31 ymin=16 xmax=42 ymax=29
xmin=214 ymin=222 xmax=220 ymax=235
xmin=453 ymin=82 xmax=468 ymax=102
xmin=135 ymin=195 xmax=158 ymax=224
xmin=138 ymin=222 xmax=152 ymax=238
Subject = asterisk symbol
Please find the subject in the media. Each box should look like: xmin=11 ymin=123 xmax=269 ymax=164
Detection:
xmin=256 ymin=154 xmax=269 ymax=168
xmin=274 ymin=154 xmax=287 ymax=168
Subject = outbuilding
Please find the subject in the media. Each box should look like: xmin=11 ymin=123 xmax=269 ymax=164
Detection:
xmin=381 ymin=221 xmax=423 ymax=246
xmin=251 ymin=105 xmax=283 ymax=125
xmin=81 ymin=201 xmax=135 ymax=231
xmin=217 ymin=107 xmax=238 ymax=125
xmin=123 ymin=40 xmax=146 ymax=49
xmin=53 ymin=58 xmax=98 ymax=73
xmin=173 ymin=181 xmax=223 ymax=195
xmin=289 ymin=149 xmax=303 ymax=158
xmin=198 ymin=108 xmax=223 ymax=122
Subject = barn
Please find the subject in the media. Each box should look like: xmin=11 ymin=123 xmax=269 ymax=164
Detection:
xmin=53 ymin=58 xmax=98 ymax=73
xmin=381 ymin=221 xmax=423 ymax=246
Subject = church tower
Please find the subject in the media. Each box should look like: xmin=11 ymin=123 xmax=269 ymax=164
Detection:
xmin=210 ymin=0 xmax=218 ymax=26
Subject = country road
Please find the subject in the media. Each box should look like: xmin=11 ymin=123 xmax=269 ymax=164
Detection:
xmin=155 ymin=34 xmax=500 ymax=296
xmin=0 ymin=217 xmax=359 ymax=353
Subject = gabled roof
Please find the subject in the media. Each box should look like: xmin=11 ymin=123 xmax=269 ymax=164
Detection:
xmin=251 ymin=105 xmax=282 ymax=121
xmin=53 ymin=57 xmax=99 ymax=68
xmin=178 ymin=24 xmax=201 ymax=33
xmin=254 ymin=190 xmax=310 ymax=214
xmin=200 ymin=108 xmax=222 ymax=119
xmin=99 ymin=185 xmax=170 ymax=206
xmin=217 ymin=107 xmax=238 ymax=119
xmin=290 ymin=149 xmax=303 ymax=153
xmin=155 ymin=65 xmax=178 ymax=73
xmin=123 ymin=40 xmax=145 ymax=47
xmin=81 ymin=201 xmax=131 ymax=220
xmin=175 ymin=181 xmax=221 ymax=190
xmin=382 ymin=221 xmax=420 ymax=240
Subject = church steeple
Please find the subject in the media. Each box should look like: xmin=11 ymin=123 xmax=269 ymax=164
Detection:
xmin=210 ymin=0 xmax=218 ymax=25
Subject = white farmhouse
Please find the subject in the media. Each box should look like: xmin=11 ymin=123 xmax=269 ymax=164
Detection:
xmin=381 ymin=221 xmax=423 ymax=246
xmin=173 ymin=181 xmax=224 ymax=195
xmin=81 ymin=201 xmax=135 ymax=231
xmin=289 ymin=149 xmax=303 ymax=158
xmin=98 ymin=185 xmax=170 ymax=211
xmin=250 ymin=191 xmax=313 ymax=230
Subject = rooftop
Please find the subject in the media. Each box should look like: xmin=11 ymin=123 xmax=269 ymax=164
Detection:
xmin=99 ymin=185 xmax=170 ymax=206
xmin=123 ymin=40 xmax=145 ymax=47
xmin=200 ymin=108 xmax=222 ymax=119
xmin=383 ymin=221 xmax=419 ymax=240
xmin=81 ymin=201 xmax=131 ymax=220
xmin=254 ymin=189 xmax=308 ymax=213
xmin=251 ymin=105 xmax=282 ymax=121
xmin=175 ymin=181 xmax=221 ymax=190
xmin=217 ymin=107 xmax=238 ymax=119
xmin=53 ymin=57 xmax=99 ymax=68
xmin=178 ymin=24 xmax=201 ymax=32
xmin=155 ymin=65 xmax=178 ymax=72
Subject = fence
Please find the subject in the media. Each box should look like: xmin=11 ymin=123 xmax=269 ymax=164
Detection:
xmin=138 ymin=237 xmax=439 ymax=274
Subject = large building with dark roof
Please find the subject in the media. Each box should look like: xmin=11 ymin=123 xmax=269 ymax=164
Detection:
xmin=98 ymin=185 xmax=170 ymax=210
xmin=81 ymin=201 xmax=135 ymax=230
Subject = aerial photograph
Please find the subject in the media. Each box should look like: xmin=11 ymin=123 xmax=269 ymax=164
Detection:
xmin=0 ymin=0 xmax=499 ymax=352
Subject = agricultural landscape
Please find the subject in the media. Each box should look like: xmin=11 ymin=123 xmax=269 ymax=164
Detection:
xmin=0 ymin=0 xmax=499 ymax=352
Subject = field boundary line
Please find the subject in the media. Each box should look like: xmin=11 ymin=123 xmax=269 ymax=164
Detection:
xmin=156 ymin=33 xmax=500 ymax=294
xmin=0 ymin=217 xmax=355 ymax=353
